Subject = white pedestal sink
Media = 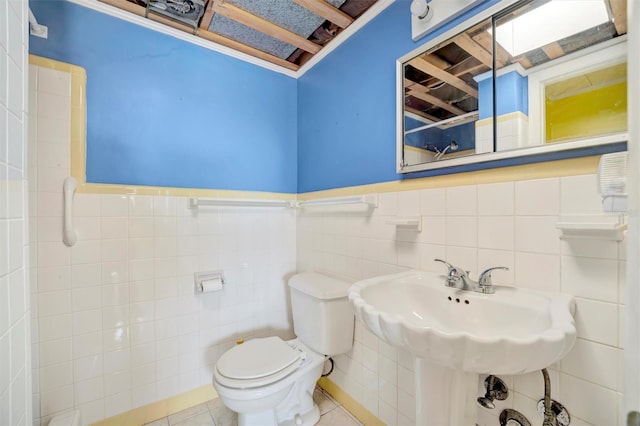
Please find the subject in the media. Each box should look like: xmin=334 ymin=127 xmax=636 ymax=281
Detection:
xmin=348 ymin=270 xmax=576 ymax=425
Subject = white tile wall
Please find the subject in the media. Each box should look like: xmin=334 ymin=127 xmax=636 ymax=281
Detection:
xmin=26 ymin=58 xmax=628 ymax=426
xmin=298 ymin=176 xmax=625 ymax=425
xmin=1 ymin=0 xmax=32 ymax=425
xmin=29 ymin=65 xmax=297 ymax=425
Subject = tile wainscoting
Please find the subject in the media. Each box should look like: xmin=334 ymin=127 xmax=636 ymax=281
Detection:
xmin=297 ymin=175 xmax=625 ymax=425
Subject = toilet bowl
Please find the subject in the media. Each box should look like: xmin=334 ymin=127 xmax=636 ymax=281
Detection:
xmin=214 ymin=337 xmax=325 ymax=426
xmin=212 ymin=272 xmax=355 ymax=426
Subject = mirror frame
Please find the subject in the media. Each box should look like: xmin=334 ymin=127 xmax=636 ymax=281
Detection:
xmin=396 ymin=0 xmax=629 ymax=174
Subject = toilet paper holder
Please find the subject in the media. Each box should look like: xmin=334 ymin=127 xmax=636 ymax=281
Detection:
xmin=194 ymin=270 xmax=225 ymax=293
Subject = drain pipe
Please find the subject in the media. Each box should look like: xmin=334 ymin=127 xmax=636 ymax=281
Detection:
xmin=541 ymin=368 xmax=556 ymax=426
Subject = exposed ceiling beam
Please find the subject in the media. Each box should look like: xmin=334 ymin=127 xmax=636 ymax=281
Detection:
xmin=292 ymin=0 xmax=354 ymax=29
xmin=420 ymin=57 xmax=487 ymax=88
xmin=98 ymin=0 xmax=299 ymax=71
xmin=608 ymin=0 xmax=627 ymax=35
xmin=542 ymin=42 xmax=565 ymax=60
xmin=405 ymin=106 xmax=441 ymax=123
xmin=212 ymin=2 xmax=322 ymax=54
xmin=404 ymin=79 xmax=467 ymax=115
xmin=199 ymin=0 xmax=219 ymax=30
xmin=421 ymin=53 xmax=451 ymax=70
xmin=472 ymin=31 xmax=532 ymax=69
xmin=408 ymin=57 xmax=478 ymax=98
xmin=196 ymin=29 xmax=299 ymax=70
xmin=453 ymin=33 xmax=494 ymax=68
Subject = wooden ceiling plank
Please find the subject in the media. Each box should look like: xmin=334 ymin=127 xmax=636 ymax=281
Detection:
xmin=213 ymin=2 xmax=321 ymax=54
xmin=421 ymin=53 xmax=451 ymax=70
xmin=200 ymin=0 xmax=219 ymax=30
xmin=472 ymin=32 xmax=508 ymax=68
xmin=542 ymin=42 xmax=565 ymax=60
xmin=196 ymin=29 xmax=300 ymax=70
xmin=472 ymin=31 xmax=533 ymax=69
xmin=420 ymin=58 xmax=487 ymax=88
xmin=409 ymin=57 xmax=479 ymax=98
xmin=405 ymin=106 xmax=441 ymax=123
xmin=453 ymin=33 xmax=493 ymax=68
xmin=404 ymin=79 xmax=467 ymax=115
xmin=97 ymin=0 xmax=299 ymax=71
xmin=407 ymin=90 xmax=467 ymax=116
xmin=608 ymin=0 xmax=627 ymax=35
xmin=100 ymin=0 xmax=194 ymax=31
xmin=292 ymin=0 xmax=354 ymax=29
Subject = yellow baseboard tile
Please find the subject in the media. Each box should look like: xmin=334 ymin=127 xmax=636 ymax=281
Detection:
xmin=90 ymin=385 xmax=218 ymax=426
xmin=317 ymin=377 xmax=385 ymax=426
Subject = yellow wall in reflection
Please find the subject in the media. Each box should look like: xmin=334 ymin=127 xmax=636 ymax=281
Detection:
xmin=546 ymin=81 xmax=627 ymax=142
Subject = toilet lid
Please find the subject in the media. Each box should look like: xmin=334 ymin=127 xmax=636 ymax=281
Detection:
xmin=216 ymin=337 xmax=302 ymax=380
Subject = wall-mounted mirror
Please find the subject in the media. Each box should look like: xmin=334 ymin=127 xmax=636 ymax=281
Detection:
xmin=397 ymin=0 xmax=627 ymax=173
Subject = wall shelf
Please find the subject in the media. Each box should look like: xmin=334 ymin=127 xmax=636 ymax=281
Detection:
xmin=556 ymin=218 xmax=627 ymax=241
xmin=386 ymin=216 xmax=422 ymax=232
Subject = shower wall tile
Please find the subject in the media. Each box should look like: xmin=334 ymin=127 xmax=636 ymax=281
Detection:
xmin=298 ymin=173 xmax=625 ymax=425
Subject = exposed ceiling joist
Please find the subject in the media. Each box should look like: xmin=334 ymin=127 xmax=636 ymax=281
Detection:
xmin=293 ymin=0 xmax=354 ymax=29
xmin=99 ymin=0 xmax=300 ymax=71
xmin=421 ymin=57 xmax=486 ymax=88
xmin=409 ymin=57 xmax=479 ymax=98
xmin=405 ymin=79 xmax=466 ymax=115
xmin=472 ymin=31 xmax=532 ymax=69
xmin=196 ymin=28 xmax=300 ymax=70
xmin=199 ymin=0 xmax=218 ymax=30
xmin=422 ymin=53 xmax=451 ymax=70
xmin=608 ymin=0 xmax=627 ymax=35
xmin=542 ymin=42 xmax=565 ymax=60
xmin=453 ymin=33 xmax=493 ymax=68
xmin=212 ymin=2 xmax=322 ymax=54
xmin=406 ymin=106 xmax=441 ymax=123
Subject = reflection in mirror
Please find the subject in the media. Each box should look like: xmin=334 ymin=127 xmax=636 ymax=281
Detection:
xmin=403 ymin=18 xmax=492 ymax=166
xmin=399 ymin=0 xmax=627 ymax=173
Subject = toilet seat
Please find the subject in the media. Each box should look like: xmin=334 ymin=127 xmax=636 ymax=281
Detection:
xmin=214 ymin=337 xmax=306 ymax=389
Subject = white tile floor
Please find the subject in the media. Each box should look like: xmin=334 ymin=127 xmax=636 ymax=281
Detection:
xmin=144 ymin=387 xmax=362 ymax=426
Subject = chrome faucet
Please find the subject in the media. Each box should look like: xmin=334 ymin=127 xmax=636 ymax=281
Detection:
xmin=434 ymin=259 xmax=508 ymax=294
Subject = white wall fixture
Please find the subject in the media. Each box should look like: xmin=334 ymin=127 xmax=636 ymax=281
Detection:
xmin=28 ymin=8 xmax=48 ymax=38
xmin=297 ymin=194 xmax=378 ymax=209
xmin=386 ymin=216 xmax=422 ymax=232
xmin=556 ymin=218 xmax=627 ymax=241
xmin=188 ymin=197 xmax=295 ymax=209
xmin=598 ymin=151 xmax=628 ymax=212
xmin=194 ymin=270 xmax=225 ymax=293
xmin=410 ymin=0 xmax=485 ymax=42
xmin=63 ymin=176 xmax=77 ymax=246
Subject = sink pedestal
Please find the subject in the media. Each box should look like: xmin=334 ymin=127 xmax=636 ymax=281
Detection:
xmin=415 ymin=358 xmax=478 ymax=426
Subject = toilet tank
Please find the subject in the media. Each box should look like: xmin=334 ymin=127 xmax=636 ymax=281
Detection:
xmin=288 ymin=272 xmax=354 ymax=356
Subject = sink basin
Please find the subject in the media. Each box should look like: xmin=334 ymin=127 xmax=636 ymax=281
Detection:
xmin=349 ymin=270 xmax=576 ymax=374
xmin=348 ymin=270 xmax=577 ymax=425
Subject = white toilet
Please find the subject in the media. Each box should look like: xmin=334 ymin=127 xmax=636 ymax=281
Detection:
xmin=212 ymin=272 xmax=354 ymax=426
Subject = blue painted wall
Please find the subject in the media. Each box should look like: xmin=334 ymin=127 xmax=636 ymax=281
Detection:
xmin=404 ymin=116 xmax=475 ymax=153
xmin=297 ymin=0 xmax=502 ymax=192
xmin=478 ymin=70 xmax=528 ymax=119
xmin=30 ymin=0 xmax=298 ymax=193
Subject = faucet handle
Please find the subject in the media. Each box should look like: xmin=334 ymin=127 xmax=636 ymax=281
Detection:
xmin=434 ymin=258 xmax=454 ymax=272
xmin=434 ymin=259 xmax=463 ymax=287
xmin=477 ymin=266 xmax=509 ymax=292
